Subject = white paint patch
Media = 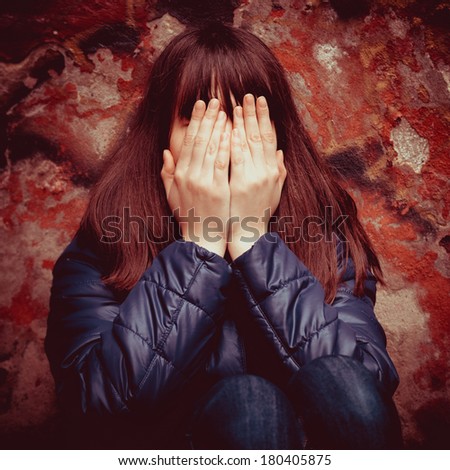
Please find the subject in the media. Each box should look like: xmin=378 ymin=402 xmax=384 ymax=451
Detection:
xmin=390 ymin=118 xmax=430 ymax=173
xmin=145 ymin=13 xmax=185 ymax=54
xmin=437 ymin=64 xmax=450 ymax=95
xmin=86 ymin=117 xmax=120 ymax=159
xmin=313 ymin=43 xmax=345 ymax=74
xmin=75 ymin=48 xmax=133 ymax=112
xmin=23 ymin=157 xmax=67 ymax=194
xmin=288 ymin=72 xmax=312 ymax=99
xmin=375 ymin=286 xmax=432 ymax=445
xmin=251 ymin=21 xmax=299 ymax=48
xmin=388 ymin=14 xmax=409 ymax=40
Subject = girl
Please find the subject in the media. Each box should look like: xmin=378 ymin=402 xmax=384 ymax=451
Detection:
xmin=45 ymin=22 xmax=402 ymax=449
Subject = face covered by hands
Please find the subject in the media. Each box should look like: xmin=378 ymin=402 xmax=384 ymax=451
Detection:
xmin=161 ymin=94 xmax=287 ymax=260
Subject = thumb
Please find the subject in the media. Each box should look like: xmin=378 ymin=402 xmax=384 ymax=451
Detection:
xmin=161 ymin=149 xmax=175 ymax=194
xmin=276 ymin=149 xmax=287 ymax=180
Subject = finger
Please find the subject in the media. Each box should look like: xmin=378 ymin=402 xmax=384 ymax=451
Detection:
xmin=160 ymin=149 xmax=175 ymax=195
xmin=243 ymin=93 xmax=265 ymax=167
xmin=214 ymin=120 xmax=232 ymax=183
xmin=233 ymin=105 xmax=252 ymax=165
xmin=189 ymin=98 xmax=221 ymax=174
xmin=202 ymin=110 xmax=227 ymax=177
xmin=230 ymin=128 xmax=246 ymax=185
xmin=256 ymin=96 xmax=277 ymax=167
xmin=277 ymin=149 xmax=287 ymax=175
xmin=177 ymin=100 xmax=206 ymax=169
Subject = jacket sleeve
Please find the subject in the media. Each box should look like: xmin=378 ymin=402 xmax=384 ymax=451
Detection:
xmin=45 ymin=234 xmax=232 ymax=417
xmin=230 ymin=232 xmax=399 ymax=395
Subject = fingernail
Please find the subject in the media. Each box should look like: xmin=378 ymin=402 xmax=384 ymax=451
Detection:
xmin=210 ymin=99 xmax=219 ymax=109
xmin=234 ymin=106 xmax=243 ymax=118
xmin=194 ymin=100 xmax=205 ymax=111
xmin=258 ymin=96 xmax=267 ymax=108
xmin=245 ymin=94 xmax=254 ymax=105
xmin=218 ymin=110 xmax=226 ymax=120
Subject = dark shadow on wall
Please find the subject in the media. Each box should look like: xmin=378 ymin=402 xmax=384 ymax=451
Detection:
xmin=156 ymin=0 xmax=240 ymax=25
xmin=415 ymin=399 xmax=450 ymax=449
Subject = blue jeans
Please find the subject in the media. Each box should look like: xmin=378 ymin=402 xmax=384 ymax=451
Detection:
xmin=187 ymin=355 xmax=403 ymax=449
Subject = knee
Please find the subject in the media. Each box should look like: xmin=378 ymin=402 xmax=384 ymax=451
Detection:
xmin=196 ymin=374 xmax=290 ymax=420
xmin=214 ymin=374 xmax=279 ymax=396
xmin=287 ymin=356 xmax=403 ymax=449
xmin=290 ymin=355 xmax=389 ymax=408
xmin=190 ymin=374 xmax=304 ymax=449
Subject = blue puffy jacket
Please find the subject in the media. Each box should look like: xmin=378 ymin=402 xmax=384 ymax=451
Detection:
xmin=45 ymin=230 xmax=399 ymax=444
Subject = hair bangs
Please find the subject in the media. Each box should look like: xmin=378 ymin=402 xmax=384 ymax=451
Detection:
xmin=174 ymin=43 xmax=276 ymax=123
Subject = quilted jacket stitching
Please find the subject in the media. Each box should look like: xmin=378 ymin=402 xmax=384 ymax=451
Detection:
xmin=144 ymin=280 xmax=218 ymax=323
xmin=292 ymin=316 xmax=339 ymax=353
xmin=336 ymin=286 xmax=374 ymax=307
xmin=252 ymin=275 xmax=316 ymax=308
xmin=135 ymin=260 xmax=205 ymax=393
xmin=235 ymin=268 xmax=302 ymax=371
xmin=155 ymin=260 xmax=205 ymax=351
xmin=93 ymin=348 xmax=130 ymax=412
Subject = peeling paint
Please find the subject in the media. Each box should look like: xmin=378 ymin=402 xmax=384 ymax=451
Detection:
xmin=288 ymin=71 xmax=313 ymax=99
xmin=437 ymin=64 xmax=450 ymax=94
xmin=0 ymin=0 xmax=449 ymax=449
xmin=313 ymin=43 xmax=346 ymax=74
xmin=388 ymin=12 xmax=410 ymax=39
xmin=145 ymin=14 xmax=186 ymax=55
xmin=390 ymin=118 xmax=430 ymax=173
xmin=376 ymin=286 xmax=431 ymax=446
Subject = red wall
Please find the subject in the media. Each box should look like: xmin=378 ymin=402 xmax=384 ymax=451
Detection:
xmin=0 ymin=0 xmax=449 ymax=448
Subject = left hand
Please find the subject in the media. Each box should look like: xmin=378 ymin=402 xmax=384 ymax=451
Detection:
xmin=228 ymin=94 xmax=287 ymax=260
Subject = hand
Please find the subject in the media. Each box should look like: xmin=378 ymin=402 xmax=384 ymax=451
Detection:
xmin=161 ymin=99 xmax=232 ymax=257
xmin=228 ymin=94 xmax=287 ymax=260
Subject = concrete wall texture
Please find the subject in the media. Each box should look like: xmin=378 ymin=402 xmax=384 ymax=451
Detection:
xmin=0 ymin=0 xmax=449 ymax=449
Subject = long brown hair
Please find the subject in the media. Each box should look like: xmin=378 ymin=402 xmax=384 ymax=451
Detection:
xmin=81 ymin=21 xmax=385 ymax=303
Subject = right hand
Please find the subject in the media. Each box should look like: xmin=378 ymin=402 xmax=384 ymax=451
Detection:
xmin=161 ymin=98 xmax=232 ymax=257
